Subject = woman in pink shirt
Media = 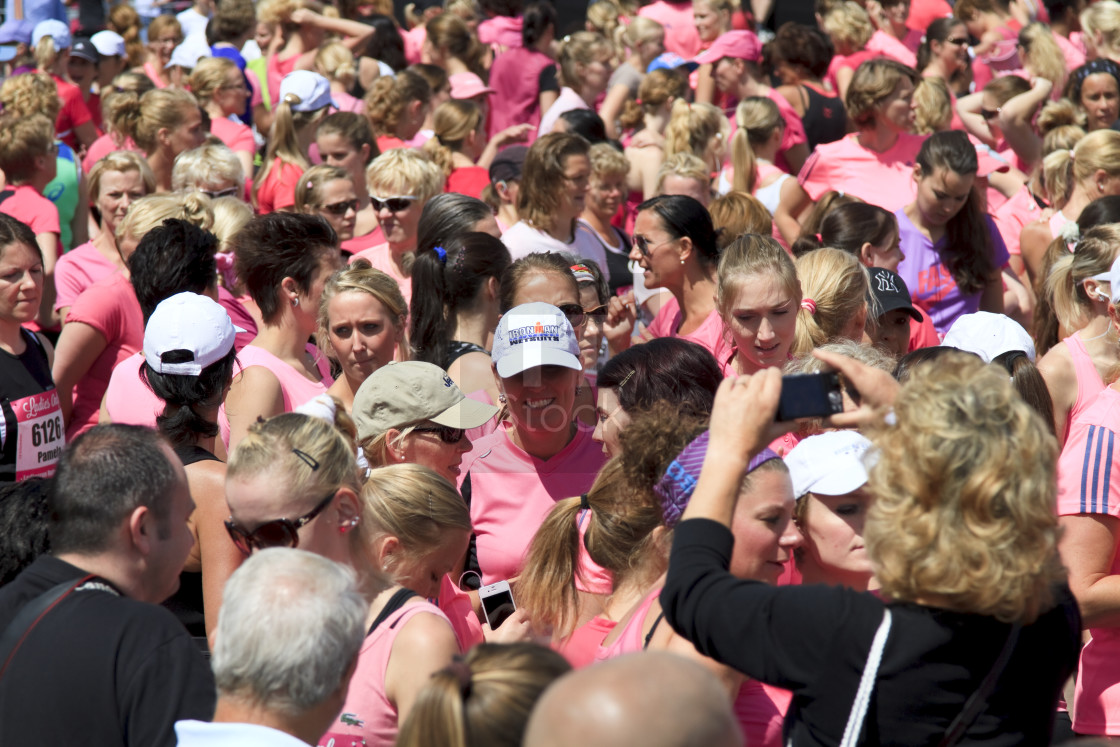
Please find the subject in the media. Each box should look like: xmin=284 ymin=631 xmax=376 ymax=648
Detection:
xmin=488 ymin=2 xmax=558 ymax=141
xmin=118 ymin=87 xmax=206 ymax=193
xmin=537 ymin=32 xmax=613 ymax=138
xmin=617 ymin=195 xmax=728 ymax=362
xmin=316 ymin=113 xmax=383 ymax=252
xmin=821 ymin=3 xmax=883 ymax=101
xmin=295 ymin=165 xmax=361 ymax=253
xmin=223 ymin=414 xmax=458 ymax=747
xmin=775 ymin=58 xmax=925 ymax=245
xmin=82 ymin=72 xmax=152 ymax=174
xmin=190 ymin=57 xmax=255 ymax=183
xmin=139 ymin=15 xmax=181 ymax=89
xmin=221 ymin=212 xmax=339 ymax=451
xmin=917 ymin=18 xmax=971 ymax=92
xmin=56 ymin=151 xmax=154 ymax=323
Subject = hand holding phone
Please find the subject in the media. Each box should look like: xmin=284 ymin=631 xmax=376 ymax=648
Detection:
xmin=776 ymin=372 xmax=844 ymax=421
xmin=479 ymin=580 xmax=516 ymax=629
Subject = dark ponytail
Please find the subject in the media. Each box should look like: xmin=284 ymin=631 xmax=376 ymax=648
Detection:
xmin=916 ymin=17 xmax=960 ymax=72
xmin=142 ymin=346 xmax=238 ymax=449
xmin=790 ymin=202 xmax=896 ymax=258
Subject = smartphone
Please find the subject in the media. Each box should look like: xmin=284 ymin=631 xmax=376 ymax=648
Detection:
xmin=777 ymin=372 xmax=844 ymax=421
xmin=479 ymin=580 xmax=516 ymax=629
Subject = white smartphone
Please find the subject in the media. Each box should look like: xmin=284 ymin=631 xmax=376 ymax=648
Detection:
xmin=479 ymin=580 xmax=516 ymax=629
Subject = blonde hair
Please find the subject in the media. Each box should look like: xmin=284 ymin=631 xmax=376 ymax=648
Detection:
xmin=556 ymin=31 xmax=611 ymax=88
xmin=147 ymin=15 xmax=183 ymax=46
xmin=108 ymin=3 xmax=145 ymax=67
xmin=115 ymin=192 xmax=214 ymax=244
xmin=865 ymin=353 xmax=1064 ymax=623
xmin=1082 ymin=0 xmax=1120 ymax=62
xmin=317 ymin=257 xmax=409 ymax=364
xmin=210 ymin=195 xmax=253 ymax=253
xmin=845 ymin=57 xmax=918 ymax=129
xmin=1041 ymin=129 xmax=1120 ymax=209
xmin=730 ymin=97 xmax=783 ymax=193
xmin=0 ymin=72 xmax=60 ymax=122
xmin=655 ymin=151 xmax=711 ymax=193
xmin=619 ymin=67 xmax=687 ymax=131
xmin=172 ymin=142 xmax=245 ymax=193
xmin=912 ymin=76 xmax=952 ymax=135
xmin=621 ymin=15 xmax=663 ymax=50
xmin=821 ymin=1 xmax=874 ymax=52
xmin=315 ymin=41 xmax=358 ymax=90
xmin=709 ymin=194 xmax=773 ymax=250
xmin=0 ymin=113 xmax=53 ymax=183
xmin=364 ymin=69 xmax=431 ymax=138
xmin=32 ymin=33 xmax=63 ymax=71
xmin=354 ymin=463 xmax=470 ymax=578
xmin=665 ymin=99 xmax=728 ymax=167
xmin=227 ymin=411 xmax=361 ymax=512
xmin=366 ymin=148 xmax=444 ymax=202
xmin=254 ymin=87 xmax=330 ymax=207
xmin=425 ymin=12 xmax=486 ymax=78
xmin=188 ymin=56 xmax=239 ymax=106
xmin=791 ymin=247 xmax=871 ymax=355
xmin=116 ymin=87 xmax=200 ymax=153
xmin=295 ymin=164 xmax=352 ymax=211
xmin=102 ymin=72 xmax=156 ymax=146
xmin=589 ymin=141 xmax=629 ymax=181
xmin=1018 ymin=22 xmax=1067 ymax=93
xmin=1045 ymin=224 xmax=1120 ymax=333
xmin=88 ymin=150 xmax=156 ymax=207
xmin=422 ymin=99 xmax=484 ymax=177
xmin=717 ymin=233 xmax=801 ymax=323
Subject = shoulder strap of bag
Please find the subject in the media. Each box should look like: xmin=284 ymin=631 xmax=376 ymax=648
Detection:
xmin=838 ymin=607 xmax=893 ymax=747
xmin=0 ymin=574 xmax=95 ymax=680
xmin=938 ymin=622 xmax=1022 ymax=747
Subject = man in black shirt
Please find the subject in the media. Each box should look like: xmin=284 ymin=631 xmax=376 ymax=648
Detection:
xmin=0 ymin=425 xmax=216 ymax=746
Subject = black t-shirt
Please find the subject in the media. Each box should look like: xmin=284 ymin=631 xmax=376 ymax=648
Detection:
xmin=0 ymin=556 xmax=216 ymax=746
xmin=0 ymin=329 xmax=62 ymax=482
xmin=539 ymin=64 xmax=559 ymax=94
xmin=662 ymin=520 xmax=1081 ymax=746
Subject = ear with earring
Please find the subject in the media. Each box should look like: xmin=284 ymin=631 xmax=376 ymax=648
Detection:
xmin=498 ymin=393 xmax=508 ymax=404
xmin=338 ymin=516 xmax=360 ymax=533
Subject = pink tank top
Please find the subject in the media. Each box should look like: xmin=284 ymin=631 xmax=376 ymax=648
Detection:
xmin=558 ymin=615 xmax=617 ymax=668
xmin=218 ymin=343 xmax=333 ymax=447
xmin=735 ymin=679 xmax=786 ymax=747
xmin=321 ymin=600 xmax=454 ymax=747
xmin=595 ymin=586 xmax=662 ymax=662
xmin=1066 ymin=333 xmax=1107 ymax=441
xmin=1049 ymin=210 xmax=1073 ymax=246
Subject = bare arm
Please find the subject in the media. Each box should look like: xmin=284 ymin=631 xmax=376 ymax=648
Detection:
xmin=774 ymin=180 xmax=812 ymax=246
xmin=1019 ymin=219 xmax=1056 ymax=287
xmin=979 ymin=269 xmax=1005 ymax=314
xmin=1036 ymin=342 xmax=1076 ymax=445
xmin=1059 ymin=512 xmax=1120 ymax=628
xmin=956 ymin=91 xmax=997 ymax=147
xmin=223 ymin=364 xmax=286 ymax=452
xmin=186 ymin=461 xmax=243 ymax=639
xmin=598 ymin=83 xmax=633 ymax=140
xmin=997 ymin=77 xmax=1051 ymax=171
xmin=385 ymin=610 xmax=460 ymax=723
xmin=51 ymin=320 xmax=109 ymax=425
xmin=780 ymin=142 xmax=809 ymax=176
xmin=35 ymin=232 xmax=59 ymax=329
xmin=694 ymin=64 xmax=716 ymax=105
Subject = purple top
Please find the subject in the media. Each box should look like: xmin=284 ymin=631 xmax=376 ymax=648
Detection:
xmin=894 ymin=209 xmax=1009 ymax=335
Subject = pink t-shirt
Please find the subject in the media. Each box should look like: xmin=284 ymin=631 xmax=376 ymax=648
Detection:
xmin=217 ymin=286 xmax=257 ymax=351
xmin=63 ymin=273 xmax=144 ymax=439
xmin=798 ymin=132 xmax=926 ymax=212
xmin=825 ymin=50 xmax=883 ymax=96
xmin=266 ymin=53 xmax=299 ymax=107
xmin=638 ymin=1 xmax=700 ymax=59
xmin=254 ymin=158 xmax=303 ymax=214
xmin=0 ymin=185 xmax=59 ymax=237
xmin=320 ymin=600 xmax=457 ymax=747
xmin=538 ymin=86 xmax=588 ymax=137
xmin=210 ymin=115 xmax=255 ymax=154
xmin=766 ymin=89 xmax=808 ymax=175
xmin=54 ymin=242 xmax=120 ymax=313
xmin=478 ymin=16 xmax=523 ymax=50
xmin=82 ymin=134 xmax=143 ymax=174
xmin=993 ymin=184 xmax=1043 ymax=256
xmin=461 ymin=423 xmax=606 ymax=584
xmin=332 ymin=90 xmax=364 ymax=114
xmin=350 ymin=242 xmax=411 ymax=305
xmin=488 ymin=45 xmax=555 ymax=141
xmin=104 ymin=351 xmax=163 ymax=427
xmin=438 ymin=573 xmax=484 ymax=651
xmin=647 ymin=295 xmax=732 ymax=362
xmin=867 ymin=29 xmax=917 ymax=68
xmin=217 ymin=343 xmax=333 ymax=447
xmin=1055 ymin=33 xmax=1087 ymax=71
xmin=341 ymin=226 xmax=385 ymax=256
xmin=1056 ymin=385 xmax=1120 ymax=735
xmin=906 ymin=0 xmax=952 ymax=31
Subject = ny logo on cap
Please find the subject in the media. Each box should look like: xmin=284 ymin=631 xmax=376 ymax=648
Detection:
xmin=875 ymin=270 xmax=899 ymax=293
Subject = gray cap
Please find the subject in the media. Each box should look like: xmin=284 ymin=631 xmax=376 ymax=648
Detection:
xmin=352 ymin=361 xmax=498 ymax=440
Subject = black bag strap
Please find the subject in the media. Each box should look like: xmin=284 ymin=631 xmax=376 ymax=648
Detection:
xmin=0 ymin=574 xmax=95 ymax=680
xmin=938 ymin=622 xmax=1022 ymax=747
xmin=367 ymin=588 xmax=419 ymax=636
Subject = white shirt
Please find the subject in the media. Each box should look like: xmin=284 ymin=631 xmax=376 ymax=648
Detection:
xmin=537 ymin=87 xmax=590 ymax=137
xmin=175 ymin=720 xmax=312 ymax=747
xmin=176 ymin=8 xmax=211 ymax=41
xmin=502 ymin=220 xmax=608 ymax=271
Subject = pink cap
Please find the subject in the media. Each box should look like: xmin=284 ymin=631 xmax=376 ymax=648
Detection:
xmin=693 ymin=30 xmax=762 ymax=66
xmin=974 ymin=143 xmax=1011 ymax=178
xmin=449 ymin=72 xmax=495 ymax=100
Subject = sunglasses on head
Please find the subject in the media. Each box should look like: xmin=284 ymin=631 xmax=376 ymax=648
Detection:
xmin=199 ymin=186 xmax=239 ymax=199
xmin=556 ymin=302 xmax=587 ymax=329
xmin=980 ymin=107 xmax=1001 ymax=120
xmin=224 ymin=488 xmax=337 ymax=555
xmin=322 ymin=198 xmax=359 ymax=216
xmin=370 ymin=194 xmax=418 ymax=212
xmin=412 ymin=424 xmax=466 ymax=444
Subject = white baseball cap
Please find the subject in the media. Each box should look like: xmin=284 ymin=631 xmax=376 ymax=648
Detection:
xmin=941 ymin=311 xmax=1035 ymax=363
xmin=144 ymin=292 xmax=241 ymax=376
xmin=491 ymin=302 xmax=582 ymax=379
xmin=279 ymin=70 xmax=337 ymax=112
xmin=91 ymin=30 xmax=126 ymax=58
xmin=784 ymin=431 xmax=872 ymax=500
xmin=32 ymin=19 xmax=70 ymax=50
xmin=165 ymin=34 xmax=210 ymax=69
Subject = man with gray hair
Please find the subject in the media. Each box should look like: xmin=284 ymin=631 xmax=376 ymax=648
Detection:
xmin=175 ymin=548 xmax=368 ymax=747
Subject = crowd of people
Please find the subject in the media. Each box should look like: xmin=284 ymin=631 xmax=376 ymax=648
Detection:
xmin=0 ymin=0 xmax=1119 ymax=744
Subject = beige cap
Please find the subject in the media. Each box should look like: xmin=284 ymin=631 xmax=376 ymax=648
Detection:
xmin=352 ymin=361 xmax=498 ymax=441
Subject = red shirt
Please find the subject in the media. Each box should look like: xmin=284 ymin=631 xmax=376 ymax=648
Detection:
xmin=446 ymin=166 xmax=490 ymax=200
xmin=51 ymin=73 xmax=96 ymax=150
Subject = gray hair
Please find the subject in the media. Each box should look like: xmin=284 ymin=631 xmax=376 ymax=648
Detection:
xmin=172 ymin=141 xmax=245 ymax=193
xmin=211 ymin=548 xmax=367 ymax=714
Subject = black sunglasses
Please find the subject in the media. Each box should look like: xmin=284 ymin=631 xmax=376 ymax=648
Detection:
xmin=224 ymin=488 xmax=337 ymax=555
xmin=945 ymin=36 xmax=968 ymax=45
xmin=584 ymin=304 xmax=608 ymax=319
xmin=980 ymin=107 xmax=1001 ymax=120
xmin=370 ymin=195 xmax=417 ymax=212
xmin=412 ymin=424 xmax=466 ymax=444
xmin=556 ymin=302 xmax=587 ymax=329
xmin=322 ymin=198 xmax=359 ymax=216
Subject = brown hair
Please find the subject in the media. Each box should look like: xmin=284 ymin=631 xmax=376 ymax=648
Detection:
xmin=518 ymin=132 xmax=590 ymax=234
xmin=364 ymin=68 xmax=430 ymax=138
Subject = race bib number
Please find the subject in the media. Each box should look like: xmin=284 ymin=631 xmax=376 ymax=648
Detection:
xmin=12 ymin=389 xmax=63 ymax=480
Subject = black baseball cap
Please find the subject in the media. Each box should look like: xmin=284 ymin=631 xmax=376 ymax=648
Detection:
xmin=489 ymin=145 xmax=528 ymax=185
xmin=869 ymin=267 xmax=922 ymax=321
xmin=70 ymin=38 xmax=99 ymax=63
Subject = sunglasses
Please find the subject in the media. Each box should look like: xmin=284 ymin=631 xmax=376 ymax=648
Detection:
xmin=945 ymin=37 xmax=969 ymax=45
xmin=199 ymin=186 xmax=239 ymax=199
xmin=370 ymin=194 xmax=418 ymax=212
xmin=412 ymin=424 xmax=466 ymax=444
xmin=322 ymin=198 xmax=359 ymax=216
xmin=633 ymin=234 xmax=673 ymax=258
xmin=224 ymin=488 xmax=337 ymax=555
xmin=584 ymin=304 xmax=608 ymax=320
xmin=556 ymin=302 xmax=587 ymax=329
xmin=980 ymin=108 xmax=1001 ymax=120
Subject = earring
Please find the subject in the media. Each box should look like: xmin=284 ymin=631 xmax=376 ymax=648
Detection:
xmin=498 ymin=393 xmax=508 ymax=404
xmin=575 ymin=384 xmax=583 ymax=396
xmin=292 ymin=297 xmax=300 ymax=307
xmin=338 ymin=517 xmax=360 ymax=533
xmin=680 ymin=257 xmax=685 ymax=265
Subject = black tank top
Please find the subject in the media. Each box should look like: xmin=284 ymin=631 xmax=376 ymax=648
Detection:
xmin=802 ymin=84 xmax=849 ymax=152
xmin=0 ymin=329 xmax=61 ymax=483
xmin=446 ymin=340 xmax=490 ymax=368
